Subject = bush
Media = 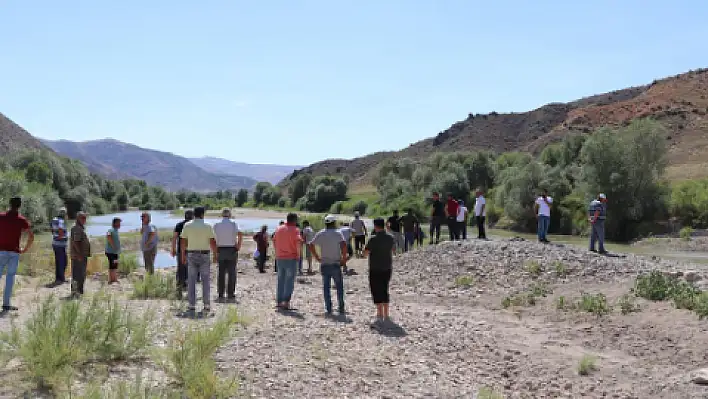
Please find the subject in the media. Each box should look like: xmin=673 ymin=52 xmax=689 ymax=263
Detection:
xmin=329 ymin=201 xmax=344 ymax=214
xmin=118 ymin=253 xmax=140 ymax=276
xmin=577 ymin=355 xmax=597 ymax=376
xmin=670 ymin=179 xmax=708 ymax=228
xmin=277 ymin=197 xmax=288 ymax=208
xmin=352 ymin=200 xmax=368 ymax=215
xmin=0 ymin=294 xmax=152 ymax=392
xmin=680 ymin=226 xmax=694 ymax=241
xmin=132 ymin=273 xmax=175 ymax=300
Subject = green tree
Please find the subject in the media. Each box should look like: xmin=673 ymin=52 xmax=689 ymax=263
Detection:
xmin=253 ymin=182 xmax=272 ymax=204
xmin=25 ymin=160 xmax=53 ymax=185
xmin=290 ymin=174 xmax=312 ymax=204
xmin=235 ymin=189 xmax=249 ymax=207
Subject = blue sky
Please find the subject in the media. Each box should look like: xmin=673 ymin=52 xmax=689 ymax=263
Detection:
xmin=2 ymin=1 xmax=707 ymax=165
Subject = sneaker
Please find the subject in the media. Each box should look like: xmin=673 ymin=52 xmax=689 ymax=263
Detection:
xmin=2 ymin=305 xmax=18 ymax=311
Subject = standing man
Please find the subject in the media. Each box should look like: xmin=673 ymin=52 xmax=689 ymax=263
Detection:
xmin=339 ymin=222 xmax=354 ymax=266
xmin=300 ymin=221 xmax=315 ymax=274
xmin=105 ymin=217 xmax=122 ymax=284
xmin=273 ymin=213 xmax=302 ymax=310
xmin=171 ymin=209 xmax=194 ymax=293
xmin=213 ymin=208 xmax=242 ymax=303
xmin=253 ymin=225 xmax=269 ymax=273
xmin=364 ymin=218 xmax=396 ymax=324
xmin=70 ymin=211 xmax=90 ymax=298
xmin=400 ymin=209 xmax=419 ymax=252
xmin=351 ymin=212 xmax=367 ymax=258
xmin=272 ymin=220 xmax=285 ymax=273
xmin=49 ymin=207 xmax=68 ymax=287
xmin=473 ymin=190 xmax=487 ymax=239
xmin=309 ymin=214 xmax=347 ymax=315
xmin=140 ymin=212 xmax=158 ymax=274
xmin=446 ymin=194 xmax=460 ymax=241
xmin=0 ymin=197 xmax=34 ymax=311
xmin=534 ymin=189 xmax=553 ymax=243
xmin=430 ymin=192 xmax=445 ymax=245
xmin=387 ymin=210 xmax=404 ymax=254
xmin=457 ymin=200 xmax=469 ymax=240
xmin=180 ymin=206 xmax=217 ymax=316
xmin=589 ymin=193 xmax=608 ymax=254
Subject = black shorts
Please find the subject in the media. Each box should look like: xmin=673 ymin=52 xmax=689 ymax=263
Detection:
xmin=369 ymin=269 xmax=392 ymax=304
xmin=354 ymin=235 xmax=366 ymax=250
xmin=106 ymin=253 xmax=119 ymax=270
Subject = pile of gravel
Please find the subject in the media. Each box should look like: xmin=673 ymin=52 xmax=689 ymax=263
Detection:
xmin=393 ymin=238 xmax=695 ymax=295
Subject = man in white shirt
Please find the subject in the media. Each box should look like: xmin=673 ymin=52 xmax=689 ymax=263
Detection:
xmin=456 ymin=200 xmax=468 ymax=240
xmin=534 ymin=189 xmax=553 ymax=243
xmin=213 ymin=208 xmax=243 ymax=302
xmin=473 ymin=190 xmax=487 ymax=239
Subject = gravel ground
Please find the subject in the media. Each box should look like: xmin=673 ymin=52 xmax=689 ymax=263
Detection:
xmin=3 ymin=237 xmax=708 ymax=398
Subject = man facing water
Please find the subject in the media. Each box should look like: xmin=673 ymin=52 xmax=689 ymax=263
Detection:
xmin=351 ymin=212 xmax=367 ymax=258
xmin=49 ymin=207 xmax=68 ymax=286
xmin=70 ymin=212 xmax=90 ymax=297
xmin=309 ymin=214 xmax=347 ymax=315
xmin=172 ymin=209 xmax=194 ymax=292
xmin=140 ymin=212 xmax=158 ymax=274
xmin=180 ymin=206 xmax=217 ymax=315
xmin=273 ymin=213 xmax=302 ymax=310
xmin=589 ymin=193 xmax=608 ymax=254
xmin=0 ymin=197 xmax=34 ymax=311
xmin=213 ymin=208 xmax=242 ymax=302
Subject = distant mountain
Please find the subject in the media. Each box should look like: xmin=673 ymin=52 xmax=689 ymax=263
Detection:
xmin=189 ymin=156 xmax=300 ymax=184
xmin=43 ymin=139 xmax=257 ymax=192
xmin=0 ymin=112 xmax=51 ymax=155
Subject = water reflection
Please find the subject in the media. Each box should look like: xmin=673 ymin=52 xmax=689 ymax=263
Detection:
xmin=136 ymin=250 xmax=176 ymax=270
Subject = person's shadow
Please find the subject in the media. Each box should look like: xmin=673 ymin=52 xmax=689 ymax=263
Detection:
xmin=277 ymin=308 xmax=305 ymax=320
xmin=372 ymin=320 xmax=407 ymax=337
xmin=0 ymin=309 xmax=9 ymax=319
xmin=325 ymin=313 xmax=353 ymax=324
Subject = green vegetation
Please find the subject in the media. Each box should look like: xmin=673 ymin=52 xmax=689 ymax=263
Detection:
xmin=577 ymin=355 xmax=598 ymax=376
xmin=670 ymin=179 xmax=708 ymax=228
xmin=576 ymin=293 xmax=610 ymax=316
xmin=553 ymin=260 xmax=568 ymax=277
xmin=680 ymin=226 xmax=694 ymax=241
xmin=524 ymin=260 xmax=542 ymax=276
xmin=477 ymin=386 xmax=504 ymax=399
xmin=162 ymin=308 xmax=247 ymax=399
xmin=0 ymin=294 xmax=152 ymax=393
xmin=454 ymin=275 xmax=474 ymax=288
xmin=502 ymin=283 xmax=552 ymax=308
xmin=617 ymin=294 xmax=640 ymax=315
xmin=634 ymin=271 xmax=708 ymax=319
xmin=118 ymin=253 xmax=140 ymax=276
xmin=131 ymin=273 xmax=175 ymax=300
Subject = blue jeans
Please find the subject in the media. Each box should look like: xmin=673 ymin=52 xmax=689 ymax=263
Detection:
xmin=321 ymin=263 xmax=345 ymax=313
xmin=537 ymin=216 xmax=550 ymax=241
xmin=0 ymin=251 xmax=20 ymax=307
xmin=276 ymin=259 xmax=297 ymax=304
xmin=404 ymin=232 xmax=415 ymax=252
xmin=53 ymin=245 xmax=67 ymax=282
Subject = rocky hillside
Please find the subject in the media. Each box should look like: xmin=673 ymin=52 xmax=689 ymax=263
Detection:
xmin=44 ymin=139 xmax=257 ymax=192
xmin=188 ymin=156 xmax=300 ymax=185
xmin=0 ymin=112 xmax=51 ymax=155
xmin=284 ymin=68 xmax=708 ymax=186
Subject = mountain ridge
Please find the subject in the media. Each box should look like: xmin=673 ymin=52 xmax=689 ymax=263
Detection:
xmin=188 ymin=156 xmax=300 ymax=185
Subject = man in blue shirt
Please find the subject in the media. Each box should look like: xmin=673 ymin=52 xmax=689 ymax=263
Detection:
xmin=49 ymin=207 xmax=68 ymax=287
xmin=140 ymin=212 xmax=159 ymax=274
xmin=589 ymin=193 xmax=608 ymax=254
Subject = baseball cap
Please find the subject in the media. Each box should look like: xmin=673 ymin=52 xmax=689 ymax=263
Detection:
xmin=354 ymin=211 xmax=360 ymax=217
xmin=599 ymin=193 xmax=607 ymax=199
xmin=324 ymin=214 xmax=337 ymax=223
xmin=58 ymin=207 xmax=67 ymax=213
xmin=221 ymin=207 xmax=231 ymax=217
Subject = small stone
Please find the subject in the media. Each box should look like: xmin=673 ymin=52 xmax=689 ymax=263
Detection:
xmin=691 ymin=368 xmax=708 ymax=385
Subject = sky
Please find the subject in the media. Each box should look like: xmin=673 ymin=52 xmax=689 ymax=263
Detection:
xmin=2 ymin=1 xmax=707 ymax=165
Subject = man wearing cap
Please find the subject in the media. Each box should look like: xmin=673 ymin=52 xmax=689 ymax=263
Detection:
xmin=0 ymin=197 xmax=34 ymax=311
xmin=589 ymin=193 xmax=609 ymax=254
xmin=309 ymin=214 xmax=348 ymax=315
xmin=273 ymin=213 xmax=302 ymax=310
xmin=180 ymin=206 xmax=217 ymax=315
xmin=172 ymin=209 xmax=194 ymax=293
xmin=105 ymin=217 xmax=122 ymax=284
xmin=70 ymin=211 xmax=91 ymax=297
xmin=140 ymin=212 xmax=158 ymax=274
xmin=49 ymin=207 xmax=68 ymax=286
xmin=213 ymin=208 xmax=243 ymax=302
xmin=351 ymin=212 xmax=367 ymax=258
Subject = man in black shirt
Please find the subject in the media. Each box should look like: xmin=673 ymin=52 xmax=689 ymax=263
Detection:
xmin=430 ymin=192 xmax=445 ymax=245
xmin=171 ymin=209 xmax=194 ymax=293
xmin=400 ymin=209 xmax=419 ymax=252
xmin=386 ymin=210 xmax=403 ymax=254
xmin=364 ymin=218 xmax=396 ymax=323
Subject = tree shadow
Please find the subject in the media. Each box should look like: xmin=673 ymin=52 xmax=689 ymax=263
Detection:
xmin=372 ymin=320 xmax=408 ymax=337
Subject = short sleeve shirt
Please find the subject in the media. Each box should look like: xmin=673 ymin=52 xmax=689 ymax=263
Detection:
xmin=273 ymin=224 xmax=302 ymax=259
xmin=105 ymin=227 xmax=121 ymax=254
xmin=174 ymin=220 xmax=187 ymax=252
xmin=400 ymin=214 xmax=418 ymax=232
xmin=339 ymin=226 xmax=353 ymax=241
xmin=387 ymin=216 xmax=401 ymax=233
xmin=141 ymin=224 xmax=158 ymax=251
xmin=536 ymin=196 xmax=553 ymax=217
xmin=351 ymin=219 xmax=366 ymax=235
xmin=0 ymin=211 xmax=30 ymax=253
xmin=311 ymin=228 xmax=345 ymax=264
xmin=70 ymin=223 xmax=91 ymax=258
xmin=365 ymin=231 xmax=395 ymax=271
xmin=474 ymin=196 xmax=486 ymax=217
xmin=51 ymin=217 xmax=68 ymax=247
xmin=180 ymin=219 xmax=215 ymax=251
xmin=432 ymin=200 xmax=445 ymax=218
xmin=302 ymin=226 xmax=316 ymax=244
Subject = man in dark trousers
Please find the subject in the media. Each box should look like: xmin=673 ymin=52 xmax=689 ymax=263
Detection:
xmin=213 ymin=208 xmax=243 ymax=302
xmin=446 ymin=193 xmax=460 ymax=241
xmin=172 ymin=209 xmax=194 ymax=294
xmin=429 ymin=192 xmax=445 ymax=245
xmin=70 ymin=211 xmax=91 ymax=298
xmin=473 ymin=189 xmax=487 ymax=239
xmin=364 ymin=218 xmax=396 ymax=324
xmin=49 ymin=207 xmax=68 ymax=287
xmin=0 ymin=197 xmax=34 ymax=311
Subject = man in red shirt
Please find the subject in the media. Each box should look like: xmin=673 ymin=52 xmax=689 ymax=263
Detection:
xmin=446 ymin=194 xmax=460 ymax=241
xmin=0 ymin=197 xmax=34 ymax=312
xmin=272 ymin=213 xmax=302 ymax=310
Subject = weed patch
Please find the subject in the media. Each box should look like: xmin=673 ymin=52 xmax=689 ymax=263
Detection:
xmin=132 ymin=273 xmax=175 ymax=300
xmin=577 ymin=293 xmax=610 ymax=316
xmin=617 ymin=294 xmax=640 ymax=314
xmin=77 ymin=374 xmax=179 ymax=399
xmin=502 ymin=283 xmax=551 ymax=308
xmin=553 ymin=260 xmax=568 ymax=277
xmin=477 ymin=386 xmax=504 ymax=399
xmin=577 ymin=355 xmax=597 ymax=376
xmin=454 ymin=275 xmax=474 ymax=288
xmin=118 ymin=253 xmax=140 ymax=276
xmin=634 ymin=271 xmax=708 ymax=319
xmin=524 ymin=260 xmax=542 ymax=276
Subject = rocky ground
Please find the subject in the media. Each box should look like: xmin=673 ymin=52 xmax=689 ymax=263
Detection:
xmin=633 ymin=236 xmax=708 ymax=252
xmin=3 ymin=237 xmax=708 ymax=398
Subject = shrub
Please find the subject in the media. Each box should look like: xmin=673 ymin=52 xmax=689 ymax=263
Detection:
xmin=618 ymin=294 xmax=640 ymax=314
xmin=454 ymin=275 xmax=474 ymax=288
xmin=680 ymin=226 xmax=694 ymax=241
xmin=118 ymin=253 xmax=140 ymax=276
xmin=634 ymin=271 xmax=674 ymax=301
xmin=477 ymin=386 xmax=504 ymax=399
xmin=164 ymin=308 xmax=246 ymax=399
xmin=352 ymin=200 xmax=368 ymax=215
xmin=553 ymin=260 xmax=568 ymax=277
xmin=577 ymin=293 xmax=610 ymax=316
xmin=0 ymin=294 xmax=152 ymax=392
xmin=78 ymin=374 xmax=178 ymax=399
xmin=525 ymin=260 xmax=542 ymax=276
xmin=577 ymin=355 xmax=597 ymax=376
xmin=329 ymin=201 xmax=344 ymax=214
xmin=132 ymin=273 xmax=175 ymax=300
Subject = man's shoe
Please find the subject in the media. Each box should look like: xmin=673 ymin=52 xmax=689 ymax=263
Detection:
xmin=216 ymin=297 xmax=226 ymax=303
xmin=2 ymin=305 xmax=18 ymax=311
xmin=589 ymin=249 xmax=597 ymax=253
xmin=338 ymin=308 xmax=346 ymax=314
xmin=227 ymin=297 xmax=237 ymax=303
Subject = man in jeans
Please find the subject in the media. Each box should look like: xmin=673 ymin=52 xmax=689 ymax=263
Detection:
xmin=400 ymin=209 xmax=418 ymax=252
xmin=589 ymin=193 xmax=609 ymax=254
xmin=534 ymin=189 xmax=553 ymax=243
xmin=0 ymin=197 xmax=34 ymax=311
xmin=180 ymin=206 xmax=217 ymax=316
xmin=213 ymin=208 xmax=242 ymax=302
xmin=70 ymin=212 xmax=91 ymax=297
xmin=309 ymin=214 xmax=348 ymax=315
xmin=49 ymin=207 xmax=68 ymax=287
xmin=140 ymin=212 xmax=158 ymax=274
xmin=474 ymin=190 xmax=487 ymax=239
xmin=273 ymin=213 xmax=302 ymax=310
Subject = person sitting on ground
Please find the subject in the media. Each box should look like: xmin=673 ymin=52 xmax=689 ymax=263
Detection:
xmin=0 ymin=197 xmax=34 ymax=311
xmin=364 ymin=217 xmax=396 ymax=324
xmin=309 ymin=214 xmax=348 ymax=315
xmin=105 ymin=217 xmax=122 ymax=284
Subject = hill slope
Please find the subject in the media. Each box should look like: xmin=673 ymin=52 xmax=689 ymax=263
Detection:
xmin=188 ymin=156 xmax=300 ymax=184
xmin=0 ymin=112 xmax=52 ymax=155
xmin=284 ymin=68 xmax=708 ymax=185
xmin=44 ymin=139 xmax=257 ymax=192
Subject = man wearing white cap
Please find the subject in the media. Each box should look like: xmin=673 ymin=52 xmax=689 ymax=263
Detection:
xmin=213 ymin=208 xmax=242 ymax=302
xmin=309 ymin=214 xmax=348 ymax=315
xmin=588 ymin=193 xmax=608 ymax=254
xmin=49 ymin=207 xmax=68 ymax=286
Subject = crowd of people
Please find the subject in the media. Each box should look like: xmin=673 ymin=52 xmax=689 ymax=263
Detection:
xmin=0 ymin=189 xmax=609 ymax=317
